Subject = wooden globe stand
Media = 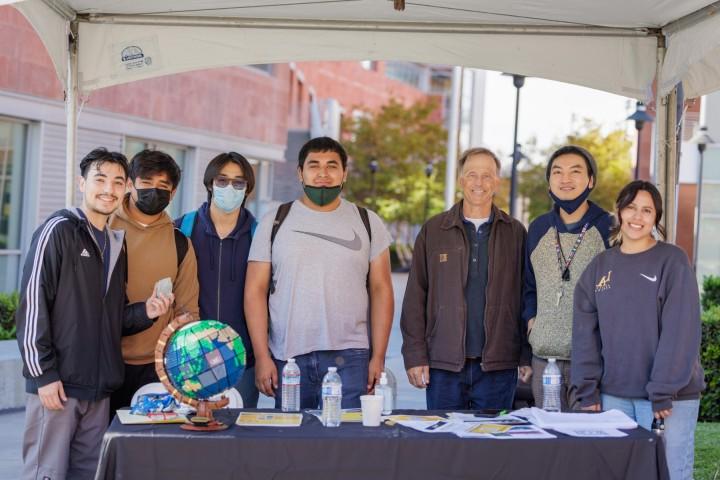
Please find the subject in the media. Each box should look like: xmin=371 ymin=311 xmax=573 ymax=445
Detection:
xmin=155 ymin=313 xmax=231 ymax=432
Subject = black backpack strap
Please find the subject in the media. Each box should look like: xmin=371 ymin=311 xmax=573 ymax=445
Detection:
xmin=269 ymin=202 xmax=294 ymax=294
xmin=357 ymin=206 xmax=372 ymax=244
xmin=357 ymin=206 xmax=374 ymax=360
xmin=174 ymin=227 xmax=189 ymax=268
xmin=271 ymin=202 xmax=293 ymax=246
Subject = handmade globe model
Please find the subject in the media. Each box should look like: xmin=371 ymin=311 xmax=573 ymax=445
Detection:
xmin=162 ymin=320 xmax=246 ymax=400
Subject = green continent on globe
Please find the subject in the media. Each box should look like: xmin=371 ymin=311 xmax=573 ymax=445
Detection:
xmin=164 ymin=320 xmax=246 ymax=400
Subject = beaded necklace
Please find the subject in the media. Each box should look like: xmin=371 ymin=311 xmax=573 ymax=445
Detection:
xmin=553 ymin=222 xmax=589 ymax=305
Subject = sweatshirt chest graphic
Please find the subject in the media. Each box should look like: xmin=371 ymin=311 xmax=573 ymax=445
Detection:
xmin=595 ymin=270 xmax=612 ymax=292
xmin=292 ymin=229 xmax=362 ymax=251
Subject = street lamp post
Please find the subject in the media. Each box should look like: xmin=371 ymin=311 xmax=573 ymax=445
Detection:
xmin=690 ymin=126 xmax=715 ymax=271
xmin=504 ymin=73 xmax=525 ymax=218
xmin=626 ymin=101 xmax=654 ymax=180
xmin=424 ymin=163 xmax=434 ymax=221
xmin=369 ymin=160 xmax=378 ymax=207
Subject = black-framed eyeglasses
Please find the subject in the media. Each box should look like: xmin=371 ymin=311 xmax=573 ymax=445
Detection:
xmin=214 ymin=176 xmax=247 ymax=190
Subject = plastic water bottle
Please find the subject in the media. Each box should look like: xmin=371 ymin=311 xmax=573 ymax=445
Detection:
xmin=385 ymin=368 xmax=397 ymax=411
xmin=542 ymin=358 xmax=562 ymax=412
xmin=281 ymin=358 xmax=301 ymax=412
xmin=321 ymin=367 xmax=342 ymax=427
xmin=374 ymin=371 xmax=393 ymax=415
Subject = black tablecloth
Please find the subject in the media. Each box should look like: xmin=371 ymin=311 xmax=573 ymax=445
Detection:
xmin=95 ymin=409 xmax=669 ymax=480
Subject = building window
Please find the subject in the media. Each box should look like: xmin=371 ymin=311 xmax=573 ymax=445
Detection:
xmin=360 ymin=61 xmax=377 ymax=71
xmin=125 ymin=139 xmax=188 ymax=219
xmin=0 ymin=118 xmax=27 ymax=292
xmin=248 ymin=64 xmax=274 ymax=75
xmin=384 ymin=61 xmax=423 ymax=89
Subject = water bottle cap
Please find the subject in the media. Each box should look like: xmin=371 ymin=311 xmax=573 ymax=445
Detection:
xmin=380 ymin=372 xmax=388 ymax=384
xmin=548 ymin=358 xmax=557 ymax=363
xmin=328 ymin=367 xmax=337 ymax=372
xmin=287 ymin=358 xmax=296 ymax=363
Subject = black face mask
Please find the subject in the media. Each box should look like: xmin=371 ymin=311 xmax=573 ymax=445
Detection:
xmin=135 ymin=188 xmax=171 ymax=216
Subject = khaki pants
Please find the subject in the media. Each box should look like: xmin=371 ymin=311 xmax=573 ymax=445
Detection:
xmin=531 ymin=356 xmax=579 ymax=412
xmin=22 ymin=394 xmax=109 ymax=480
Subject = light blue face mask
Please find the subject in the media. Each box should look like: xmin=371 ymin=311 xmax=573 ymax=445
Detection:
xmin=212 ymin=184 xmax=246 ymax=213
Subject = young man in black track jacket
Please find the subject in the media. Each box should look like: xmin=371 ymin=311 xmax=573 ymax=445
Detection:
xmin=15 ymin=148 xmax=173 ymax=480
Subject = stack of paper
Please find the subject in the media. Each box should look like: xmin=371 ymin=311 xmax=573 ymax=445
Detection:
xmin=389 ymin=414 xmax=555 ymax=439
xmin=514 ymin=407 xmax=637 ymax=431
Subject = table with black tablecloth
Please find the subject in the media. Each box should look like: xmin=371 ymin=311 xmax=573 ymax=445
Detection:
xmin=95 ymin=409 xmax=668 ymax=480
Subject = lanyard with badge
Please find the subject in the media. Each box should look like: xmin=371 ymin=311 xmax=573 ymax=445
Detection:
xmin=554 ymin=222 xmax=589 ymax=306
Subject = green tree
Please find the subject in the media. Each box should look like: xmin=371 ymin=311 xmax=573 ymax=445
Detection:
xmin=519 ymin=120 xmax=633 ymax=223
xmin=342 ymin=99 xmax=447 ymax=225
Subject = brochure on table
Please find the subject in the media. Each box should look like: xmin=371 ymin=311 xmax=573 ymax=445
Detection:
xmin=236 ymin=412 xmax=303 ymax=427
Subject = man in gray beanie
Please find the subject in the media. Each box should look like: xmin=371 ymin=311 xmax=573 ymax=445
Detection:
xmin=522 ymin=145 xmax=613 ymax=410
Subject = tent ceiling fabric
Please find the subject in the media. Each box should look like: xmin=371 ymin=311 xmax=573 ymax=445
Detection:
xmin=39 ymin=0 xmax=713 ymax=28
xmin=6 ymin=0 xmax=720 ymax=98
xmin=77 ymin=22 xmax=657 ymax=97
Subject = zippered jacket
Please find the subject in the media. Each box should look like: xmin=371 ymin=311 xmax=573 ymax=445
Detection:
xmin=15 ymin=208 xmax=152 ymax=401
xmin=175 ymin=202 xmax=256 ymax=366
xmin=401 ymin=202 xmax=529 ymax=372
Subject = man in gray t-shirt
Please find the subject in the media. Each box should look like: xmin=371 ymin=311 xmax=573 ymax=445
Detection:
xmin=245 ymin=137 xmax=394 ymax=409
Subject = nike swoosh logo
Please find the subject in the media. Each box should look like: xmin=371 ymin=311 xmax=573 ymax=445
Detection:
xmin=640 ymin=274 xmax=657 ymax=282
xmin=293 ymin=230 xmax=362 ymax=251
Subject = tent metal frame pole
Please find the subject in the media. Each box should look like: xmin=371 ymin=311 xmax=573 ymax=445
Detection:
xmin=82 ymin=14 xmax=656 ymax=38
xmin=662 ymin=0 xmax=720 ymax=35
xmin=653 ymin=34 xmax=678 ymax=243
xmin=665 ymin=87 xmax=678 ymax=244
xmin=65 ymin=20 xmax=78 ymax=208
xmin=444 ymin=66 xmax=462 ymax=210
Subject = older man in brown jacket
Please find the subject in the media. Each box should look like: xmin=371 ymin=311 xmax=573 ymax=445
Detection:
xmin=401 ymin=147 xmax=531 ymax=410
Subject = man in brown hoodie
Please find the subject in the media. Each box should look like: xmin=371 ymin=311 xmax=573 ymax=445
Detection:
xmin=109 ymin=150 xmax=200 ymax=412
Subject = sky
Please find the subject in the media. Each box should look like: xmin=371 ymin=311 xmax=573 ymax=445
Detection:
xmin=469 ymin=69 xmax=637 ymax=172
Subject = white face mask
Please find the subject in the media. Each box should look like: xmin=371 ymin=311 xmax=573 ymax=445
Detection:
xmin=212 ymin=184 xmax=246 ymax=213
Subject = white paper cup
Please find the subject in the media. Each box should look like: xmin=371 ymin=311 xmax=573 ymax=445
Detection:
xmin=360 ymin=395 xmax=384 ymax=427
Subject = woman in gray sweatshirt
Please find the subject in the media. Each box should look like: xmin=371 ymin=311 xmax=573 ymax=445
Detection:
xmin=572 ymin=180 xmax=704 ymax=480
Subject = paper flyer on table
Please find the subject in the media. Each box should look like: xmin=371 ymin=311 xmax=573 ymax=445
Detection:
xmin=553 ymin=427 xmax=628 ymax=437
xmin=446 ymin=413 xmax=530 ymax=425
xmin=392 ymin=419 xmax=465 ymax=434
xmin=116 ymin=409 xmax=188 ymax=425
xmin=385 ymin=414 xmax=446 ymax=422
xmin=306 ymin=409 xmax=364 ymax=423
xmin=236 ymin=412 xmax=303 ymax=427
xmin=456 ymin=423 xmax=556 ymax=439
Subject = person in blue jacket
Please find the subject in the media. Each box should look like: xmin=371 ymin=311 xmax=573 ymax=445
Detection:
xmin=176 ymin=152 xmax=258 ymax=407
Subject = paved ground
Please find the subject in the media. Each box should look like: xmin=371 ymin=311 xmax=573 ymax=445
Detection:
xmin=0 ymin=273 xmax=420 ymax=479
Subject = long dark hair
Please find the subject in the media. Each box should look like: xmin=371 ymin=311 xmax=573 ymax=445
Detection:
xmin=610 ymin=180 xmax=666 ymax=246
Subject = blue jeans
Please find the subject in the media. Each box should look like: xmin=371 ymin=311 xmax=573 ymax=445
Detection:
xmin=235 ymin=366 xmax=259 ymax=408
xmin=426 ymin=359 xmax=517 ymax=410
xmin=273 ymin=349 xmax=369 ymax=409
xmin=602 ymin=394 xmax=700 ymax=480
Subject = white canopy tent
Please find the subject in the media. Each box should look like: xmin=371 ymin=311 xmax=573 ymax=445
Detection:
xmin=7 ymin=0 xmax=720 ymax=240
